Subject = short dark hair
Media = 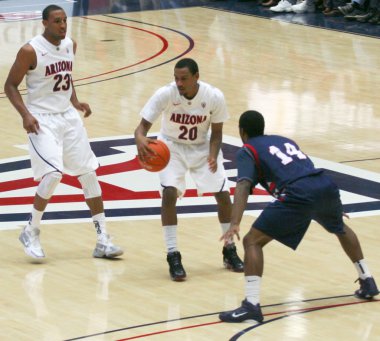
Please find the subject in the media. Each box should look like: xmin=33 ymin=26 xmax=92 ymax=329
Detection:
xmin=42 ymin=5 xmax=64 ymax=20
xmin=239 ymin=110 xmax=265 ymax=137
xmin=174 ymin=58 xmax=199 ymax=75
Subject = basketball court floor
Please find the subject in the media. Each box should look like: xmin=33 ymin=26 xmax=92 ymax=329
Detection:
xmin=0 ymin=0 xmax=379 ymax=340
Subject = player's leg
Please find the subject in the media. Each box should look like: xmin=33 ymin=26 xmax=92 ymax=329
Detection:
xmin=20 ymin=171 xmax=63 ymax=258
xmin=77 ymin=171 xmax=123 ymax=259
xmin=335 ymin=225 xmax=378 ymax=298
xmin=161 ymin=185 xmax=186 ymax=281
xmin=158 ymin=139 xmax=187 ymax=281
xmin=220 ymin=191 xmax=311 ymax=323
xmin=219 ymin=227 xmax=272 ymax=323
xmin=63 ymin=108 xmax=122 ymax=258
xmin=192 ymin=144 xmax=244 ymax=272
xmin=20 ymin=114 xmax=65 ymax=258
xmin=314 ymin=175 xmax=379 ymax=299
xmin=214 ymin=190 xmax=244 ymax=272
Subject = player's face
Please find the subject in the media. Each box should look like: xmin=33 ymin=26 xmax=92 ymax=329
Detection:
xmin=174 ymin=67 xmax=199 ymax=99
xmin=43 ymin=10 xmax=67 ymax=42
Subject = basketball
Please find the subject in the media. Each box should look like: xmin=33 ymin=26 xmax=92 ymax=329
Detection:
xmin=138 ymin=140 xmax=170 ymax=172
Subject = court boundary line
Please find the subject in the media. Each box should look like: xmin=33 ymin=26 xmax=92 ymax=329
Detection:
xmin=63 ymin=294 xmax=379 ymax=340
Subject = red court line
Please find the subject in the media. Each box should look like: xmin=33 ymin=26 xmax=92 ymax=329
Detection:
xmin=0 ymin=17 xmax=169 ymax=96
xmin=74 ymin=17 xmax=169 ymax=81
xmin=115 ymin=299 xmax=379 ymax=340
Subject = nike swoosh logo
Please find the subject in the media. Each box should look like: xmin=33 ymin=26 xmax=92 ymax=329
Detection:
xmin=42 ymin=52 xmax=48 ymax=56
xmin=173 ymin=103 xmax=181 ymax=106
xmin=231 ymin=312 xmax=247 ymax=318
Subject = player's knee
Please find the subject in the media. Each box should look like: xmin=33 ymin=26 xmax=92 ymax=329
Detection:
xmin=78 ymin=171 xmax=102 ymax=199
xmin=162 ymin=186 xmax=177 ymax=206
xmin=37 ymin=171 xmax=62 ymax=199
xmin=243 ymin=233 xmax=256 ymax=249
xmin=243 ymin=227 xmax=271 ymax=249
xmin=214 ymin=191 xmax=232 ymax=206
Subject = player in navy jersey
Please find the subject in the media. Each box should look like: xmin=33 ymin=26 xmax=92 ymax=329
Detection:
xmin=219 ymin=110 xmax=379 ymax=323
xmin=4 ymin=5 xmax=122 ymax=260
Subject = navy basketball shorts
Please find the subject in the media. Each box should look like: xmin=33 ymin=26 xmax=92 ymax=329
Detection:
xmin=252 ymin=174 xmax=345 ymax=250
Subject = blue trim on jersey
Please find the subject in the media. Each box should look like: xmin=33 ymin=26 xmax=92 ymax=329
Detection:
xmin=28 ymin=135 xmax=62 ymax=174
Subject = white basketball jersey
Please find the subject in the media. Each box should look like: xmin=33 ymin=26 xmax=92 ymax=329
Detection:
xmin=26 ymin=35 xmax=74 ymax=114
xmin=140 ymin=81 xmax=229 ymax=144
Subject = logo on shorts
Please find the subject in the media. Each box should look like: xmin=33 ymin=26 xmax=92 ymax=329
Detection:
xmin=0 ymin=135 xmax=379 ymax=230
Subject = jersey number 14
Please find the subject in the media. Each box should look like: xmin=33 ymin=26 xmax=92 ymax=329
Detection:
xmin=269 ymin=143 xmax=306 ymax=165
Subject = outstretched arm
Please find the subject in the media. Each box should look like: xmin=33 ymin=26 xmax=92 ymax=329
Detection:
xmin=221 ymin=179 xmax=252 ymax=242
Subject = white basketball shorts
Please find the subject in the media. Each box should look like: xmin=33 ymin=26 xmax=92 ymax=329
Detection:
xmin=158 ymin=135 xmax=230 ymax=197
xmin=28 ymin=107 xmax=99 ymax=181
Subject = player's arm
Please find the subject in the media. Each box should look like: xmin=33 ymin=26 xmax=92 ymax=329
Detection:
xmin=134 ymin=118 xmax=156 ymax=162
xmin=208 ymin=122 xmax=223 ymax=173
xmin=4 ymin=44 xmax=40 ymax=134
xmin=221 ymin=148 xmax=256 ymax=242
xmin=225 ymin=179 xmax=252 ymax=241
xmin=70 ymin=39 xmax=92 ymax=117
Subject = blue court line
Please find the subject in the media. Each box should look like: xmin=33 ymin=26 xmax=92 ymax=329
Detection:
xmin=2 ymin=199 xmax=380 ymax=223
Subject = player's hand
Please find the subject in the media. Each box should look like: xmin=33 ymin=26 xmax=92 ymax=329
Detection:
xmin=76 ymin=102 xmax=92 ymax=117
xmin=136 ymin=137 xmax=157 ymax=163
xmin=208 ymin=156 xmax=217 ymax=173
xmin=23 ymin=113 xmax=40 ymax=134
xmin=343 ymin=212 xmax=350 ymax=219
xmin=220 ymin=224 xmax=240 ymax=242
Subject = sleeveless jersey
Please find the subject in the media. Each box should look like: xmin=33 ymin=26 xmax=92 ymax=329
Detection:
xmin=140 ymin=81 xmax=229 ymax=144
xmin=26 ymin=35 xmax=74 ymax=114
xmin=238 ymin=135 xmax=322 ymax=196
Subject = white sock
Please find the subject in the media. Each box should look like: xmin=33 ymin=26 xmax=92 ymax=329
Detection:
xmin=220 ymin=223 xmax=233 ymax=245
xmin=245 ymin=276 xmax=261 ymax=305
xmin=164 ymin=225 xmax=177 ymax=253
xmin=355 ymin=259 xmax=372 ymax=280
xmin=92 ymin=213 xmax=107 ymax=240
xmin=26 ymin=208 xmax=44 ymax=230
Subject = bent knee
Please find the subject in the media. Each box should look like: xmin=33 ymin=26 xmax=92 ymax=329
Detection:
xmin=243 ymin=227 xmax=272 ymax=248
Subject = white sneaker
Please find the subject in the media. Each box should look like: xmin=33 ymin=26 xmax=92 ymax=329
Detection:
xmin=19 ymin=227 xmax=45 ymax=258
xmin=270 ymin=0 xmax=293 ymax=12
xmin=291 ymin=0 xmax=315 ymax=13
xmin=93 ymin=234 xmax=123 ymax=259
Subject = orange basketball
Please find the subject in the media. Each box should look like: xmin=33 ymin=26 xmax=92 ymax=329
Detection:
xmin=138 ymin=140 xmax=170 ymax=172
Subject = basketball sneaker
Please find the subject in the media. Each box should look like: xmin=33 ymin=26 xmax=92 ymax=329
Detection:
xmin=291 ymin=0 xmax=315 ymax=13
xmin=270 ymin=0 xmax=293 ymax=12
xmin=19 ymin=227 xmax=45 ymax=258
xmin=219 ymin=299 xmax=264 ymax=323
xmin=223 ymin=244 xmax=244 ymax=272
xmin=167 ymin=251 xmax=187 ymax=281
xmin=355 ymin=277 xmax=379 ymax=299
xmin=93 ymin=234 xmax=123 ymax=258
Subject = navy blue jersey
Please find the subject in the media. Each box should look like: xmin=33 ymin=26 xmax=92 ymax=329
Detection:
xmin=236 ymin=135 xmax=322 ymax=196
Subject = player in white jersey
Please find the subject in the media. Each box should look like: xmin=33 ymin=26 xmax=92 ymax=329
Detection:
xmin=135 ymin=58 xmax=243 ymax=281
xmin=4 ymin=4 xmax=123 ymax=260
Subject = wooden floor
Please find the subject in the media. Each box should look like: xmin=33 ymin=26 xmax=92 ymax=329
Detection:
xmin=0 ymin=4 xmax=379 ymax=341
